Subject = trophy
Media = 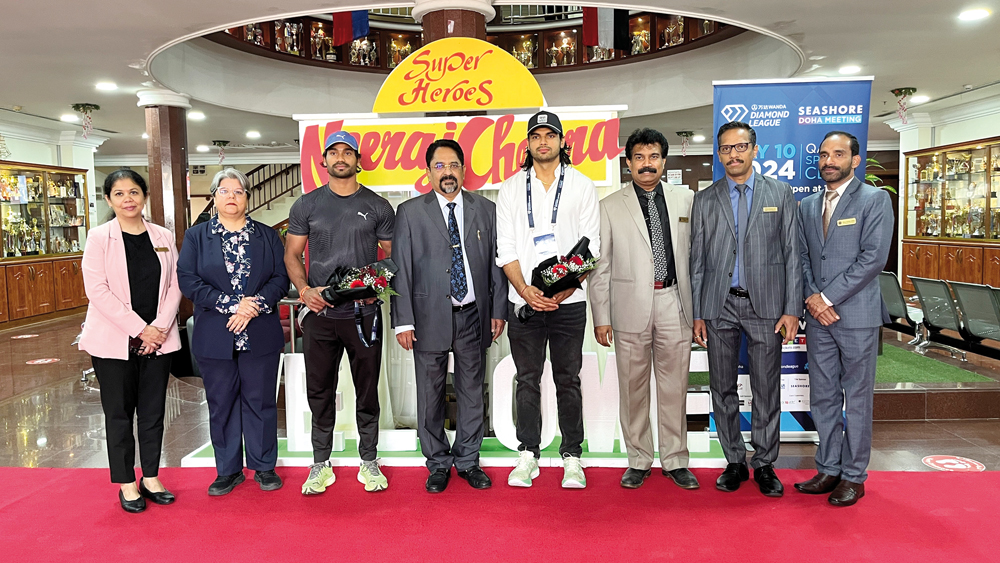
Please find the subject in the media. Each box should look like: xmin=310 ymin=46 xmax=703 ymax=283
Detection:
xmin=970 ymin=205 xmax=985 ymax=237
xmin=274 ymin=21 xmax=285 ymax=52
xmin=560 ymin=37 xmax=575 ymax=65
xmin=254 ymin=26 xmax=264 ymax=47
xmin=312 ymin=26 xmax=326 ymax=60
xmin=245 ymin=24 xmax=255 ymax=42
xmin=71 ymin=239 xmax=80 ymax=253
xmin=324 ymin=37 xmax=337 ymax=62
xmin=390 ymin=41 xmax=400 ymax=68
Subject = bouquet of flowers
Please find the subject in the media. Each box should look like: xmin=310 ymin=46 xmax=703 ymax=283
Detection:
xmin=321 ymin=258 xmax=399 ymax=306
xmin=529 ymin=237 xmax=597 ymax=298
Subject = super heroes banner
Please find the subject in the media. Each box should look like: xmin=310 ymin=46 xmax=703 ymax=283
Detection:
xmin=712 ymin=77 xmax=874 ymax=201
xmin=295 ymin=111 xmax=624 ymax=194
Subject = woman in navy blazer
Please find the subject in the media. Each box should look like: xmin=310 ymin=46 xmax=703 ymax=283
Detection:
xmin=177 ymin=168 xmax=289 ymax=496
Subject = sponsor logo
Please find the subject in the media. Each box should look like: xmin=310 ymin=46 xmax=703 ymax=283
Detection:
xmin=357 ymin=212 xmax=371 ymax=221
xmin=720 ymin=104 xmax=750 ymax=123
xmin=922 ymin=455 xmax=986 ymax=472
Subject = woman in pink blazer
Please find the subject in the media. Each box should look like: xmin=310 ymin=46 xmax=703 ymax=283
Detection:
xmin=79 ymin=168 xmax=182 ymax=513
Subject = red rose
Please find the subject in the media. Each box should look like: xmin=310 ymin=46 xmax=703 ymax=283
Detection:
xmin=552 ymin=264 xmax=568 ymax=277
xmin=569 ymin=255 xmax=584 ymax=266
xmin=373 ymin=276 xmax=387 ymax=289
xmin=366 ymin=267 xmax=377 ymax=276
xmin=350 ymin=279 xmax=365 ymax=288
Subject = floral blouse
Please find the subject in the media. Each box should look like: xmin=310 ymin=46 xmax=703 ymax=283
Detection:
xmin=212 ymin=216 xmax=271 ymax=351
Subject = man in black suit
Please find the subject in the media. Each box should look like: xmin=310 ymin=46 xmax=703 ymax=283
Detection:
xmin=391 ymin=139 xmax=508 ymax=493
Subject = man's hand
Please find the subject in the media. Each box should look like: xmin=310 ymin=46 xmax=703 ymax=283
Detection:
xmin=816 ymin=307 xmax=840 ymax=326
xmin=552 ymin=287 xmax=576 ymax=304
xmin=236 ymin=297 xmax=260 ymax=319
xmin=693 ymin=319 xmax=709 ymax=347
xmin=300 ymin=286 xmax=333 ymax=313
xmin=595 ymin=325 xmax=613 ymax=347
xmin=775 ymin=314 xmax=799 ymax=345
xmin=227 ymin=313 xmax=252 ymax=334
xmin=491 ymin=319 xmax=506 ymax=342
xmin=357 ymin=297 xmax=378 ymax=305
xmin=396 ymin=329 xmax=416 ymax=351
xmin=805 ymin=293 xmax=828 ymax=318
xmin=520 ymin=285 xmax=558 ymax=311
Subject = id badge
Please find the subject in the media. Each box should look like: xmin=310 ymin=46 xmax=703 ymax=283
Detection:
xmin=533 ymin=233 xmax=558 ymax=262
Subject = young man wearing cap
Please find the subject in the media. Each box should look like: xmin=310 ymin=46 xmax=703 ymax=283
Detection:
xmin=284 ymin=131 xmax=395 ymax=494
xmin=496 ymin=111 xmax=601 ymax=488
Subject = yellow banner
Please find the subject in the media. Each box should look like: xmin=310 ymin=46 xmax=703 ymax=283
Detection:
xmin=372 ymin=37 xmax=544 ymax=114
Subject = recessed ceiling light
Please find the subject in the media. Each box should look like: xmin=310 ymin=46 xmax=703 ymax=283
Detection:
xmin=910 ymin=95 xmax=930 ymax=105
xmin=60 ymin=114 xmax=79 ymax=123
xmin=693 ymin=135 xmax=706 ymax=143
xmin=959 ymin=8 xmax=990 ymax=21
xmin=196 ymin=145 xmax=210 ymax=152
xmin=95 ymin=82 xmax=117 ymax=91
xmin=246 ymin=131 xmax=261 ymax=139
xmin=702 ymin=162 xmax=711 ymax=166
xmin=839 ymin=65 xmax=861 ymax=75
xmin=141 ymin=132 xmax=149 ymax=139
xmin=188 ymin=111 xmax=206 ymax=121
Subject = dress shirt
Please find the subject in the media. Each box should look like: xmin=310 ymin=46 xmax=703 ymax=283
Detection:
xmin=632 ymin=182 xmax=675 ymax=282
xmin=496 ymin=165 xmax=601 ymax=307
xmin=819 ymin=179 xmax=850 ymax=306
xmin=211 ymin=216 xmax=272 ymax=351
xmin=394 ymin=190 xmax=476 ymax=335
xmin=726 ymin=171 xmax=755 ymax=288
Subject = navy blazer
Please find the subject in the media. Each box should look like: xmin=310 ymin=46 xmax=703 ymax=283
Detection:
xmin=177 ymin=218 xmax=289 ymax=360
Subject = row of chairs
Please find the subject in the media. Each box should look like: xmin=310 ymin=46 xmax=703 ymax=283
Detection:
xmin=879 ymin=271 xmax=1000 ymax=361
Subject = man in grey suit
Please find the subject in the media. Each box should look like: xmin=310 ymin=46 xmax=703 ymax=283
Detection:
xmin=590 ymin=128 xmax=699 ymax=490
xmin=391 ymin=139 xmax=508 ymax=493
xmin=794 ymin=131 xmax=893 ymax=507
xmin=690 ymin=121 xmax=802 ymax=497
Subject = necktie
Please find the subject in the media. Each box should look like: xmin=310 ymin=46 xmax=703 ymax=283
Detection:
xmin=447 ymin=203 xmax=468 ymax=301
xmin=823 ymin=190 xmax=840 ymax=238
xmin=644 ymin=190 xmax=668 ymax=281
xmin=735 ymin=184 xmax=749 ymax=288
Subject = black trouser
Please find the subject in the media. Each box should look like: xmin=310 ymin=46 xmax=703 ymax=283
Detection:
xmin=92 ymin=353 xmax=172 ymax=484
xmin=507 ymin=301 xmax=587 ymax=458
xmin=197 ymin=350 xmax=281 ymax=476
xmin=302 ymin=311 xmax=382 ymax=463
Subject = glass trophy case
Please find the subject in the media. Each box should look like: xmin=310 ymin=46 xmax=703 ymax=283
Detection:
xmin=628 ymin=15 xmax=651 ymax=55
xmin=491 ymin=33 xmax=538 ymax=69
xmin=904 ymin=141 xmax=999 ymax=239
xmin=541 ymin=29 xmax=577 ymax=67
xmin=387 ymin=33 xmax=420 ymax=69
xmin=0 ymin=162 xmax=89 ymax=259
xmin=350 ymin=32 xmax=381 ymax=67
xmin=656 ymin=15 xmax=684 ymax=49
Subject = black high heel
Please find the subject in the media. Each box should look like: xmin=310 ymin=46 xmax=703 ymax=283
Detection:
xmin=119 ymin=489 xmax=146 ymax=513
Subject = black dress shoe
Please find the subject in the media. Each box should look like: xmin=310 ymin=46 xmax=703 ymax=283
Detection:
xmin=119 ymin=489 xmax=146 ymax=513
xmin=208 ymin=472 xmax=246 ymax=496
xmin=716 ymin=463 xmax=749 ymax=492
xmin=425 ymin=468 xmax=450 ymax=493
xmin=753 ymin=464 xmax=784 ymax=497
xmin=663 ymin=468 xmax=700 ymax=489
xmin=139 ymin=480 xmax=175 ymax=505
xmin=794 ymin=473 xmax=841 ymax=494
xmin=254 ymin=470 xmax=283 ymax=491
xmin=457 ymin=466 xmax=492 ymax=489
xmin=828 ymin=480 xmax=865 ymax=507
xmin=620 ymin=468 xmax=651 ymax=489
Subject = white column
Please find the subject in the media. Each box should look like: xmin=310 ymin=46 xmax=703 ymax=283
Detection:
xmin=411 ymin=0 xmax=495 ymax=22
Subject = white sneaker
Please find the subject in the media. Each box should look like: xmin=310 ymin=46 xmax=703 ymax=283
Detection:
xmin=561 ymin=454 xmax=586 ymax=489
xmin=507 ymin=451 xmax=540 ymax=487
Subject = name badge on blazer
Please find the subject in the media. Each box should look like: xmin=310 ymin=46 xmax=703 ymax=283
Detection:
xmin=837 ymin=218 xmax=857 ymax=226
xmin=678 ymin=217 xmax=689 ymax=223
xmin=154 ymin=247 xmax=170 ymax=253
xmin=763 ymin=206 xmax=778 ymax=213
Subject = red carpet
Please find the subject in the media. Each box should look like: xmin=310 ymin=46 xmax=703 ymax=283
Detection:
xmin=1 ymin=467 xmax=997 ymax=561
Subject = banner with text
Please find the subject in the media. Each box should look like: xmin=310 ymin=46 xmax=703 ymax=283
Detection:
xmin=712 ymin=77 xmax=874 ymax=201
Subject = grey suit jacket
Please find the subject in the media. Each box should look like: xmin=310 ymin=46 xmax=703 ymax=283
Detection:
xmin=590 ymin=181 xmax=693 ymax=332
xmin=798 ymin=177 xmax=893 ymax=329
xmin=390 ymin=190 xmax=508 ymax=352
xmin=690 ymin=174 xmax=802 ymax=321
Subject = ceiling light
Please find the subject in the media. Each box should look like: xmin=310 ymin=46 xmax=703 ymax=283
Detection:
xmin=838 ymin=65 xmax=861 ymax=75
xmin=142 ymin=132 xmax=149 ymax=139
xmin=196 ymin=145 xmax=210 ymax=152
xmin=910 ymin=95 xmax=930 ymax=105
xmin=95 ymin=82 xmax=117 ymax=91
xmin=702 ymin=162 xmax=711 ymax=166
xmin=246 ymin=131 xmax=261 ymax=139
xmin=958 ymin=8 xmax=990 ymax=21
xmin=188 ymin=111 xmax=205 ymax=121
xmin=693 ymin=135 xmax=706 ymax=143
xmin=60 ymin=114 xmax=79 ymax=123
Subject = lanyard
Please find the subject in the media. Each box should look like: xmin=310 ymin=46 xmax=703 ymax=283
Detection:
xmin=527 ymin=166 xmax=566 ymax=229
xmin=354 ymin=301 xmax=382 ymax=348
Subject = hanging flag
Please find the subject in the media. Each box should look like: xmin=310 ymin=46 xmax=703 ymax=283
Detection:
xmin=613 ymin=10 xmax=630 ymax=52
xmin=332 ymin=11 xmax=368 ymax=46
xmin=583 ymin=8 xmax=619 ymax=50
xmin=582 ymin=8 xmax=598 ymax=47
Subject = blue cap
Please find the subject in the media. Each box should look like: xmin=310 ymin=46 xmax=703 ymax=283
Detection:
xmin=324 ymin=131 xmax=359 ymax=152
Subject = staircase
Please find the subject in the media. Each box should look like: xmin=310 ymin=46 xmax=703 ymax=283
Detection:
xmin=200 ymin=163 xmax=302 ymax=227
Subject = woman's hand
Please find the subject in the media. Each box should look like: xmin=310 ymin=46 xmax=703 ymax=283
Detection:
xmin=140 ymin=325 xmax=167 ymax=347
xmin=236 ymin=297 xmax=261 ymax=318
xmin=227 ymin=313 xmax=252 ymax=334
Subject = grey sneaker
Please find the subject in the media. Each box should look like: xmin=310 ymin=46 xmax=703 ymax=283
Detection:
xmin=358 ymin=459 xmax=388 ymax=492
xmin=301 ymin=461 xmax=335 ymax=495
xmin=507 ymin=451 xmax=540 ymax=487
xmin=561 ymin=454 xmax=586 ymax=489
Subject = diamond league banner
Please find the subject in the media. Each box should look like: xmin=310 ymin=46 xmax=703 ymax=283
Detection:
xmin=709 ymin=77 xmax=873 ymax=439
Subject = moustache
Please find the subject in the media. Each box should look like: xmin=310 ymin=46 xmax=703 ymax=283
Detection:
xmin=331 ymin=162 xmax=349 ymax=168
xmin=726 ymin=159 xmax=744 ymax=165
xmin=822 ymin=166 xmax=839 ymax=171
xmin=440 ymin=175 xmax=457 ymax=184
xmin=638 ymin=167 xmax=657 ymax=175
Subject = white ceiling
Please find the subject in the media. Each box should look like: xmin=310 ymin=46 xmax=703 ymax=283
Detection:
xmin=2 ymin=1 xmax=997 ymax=158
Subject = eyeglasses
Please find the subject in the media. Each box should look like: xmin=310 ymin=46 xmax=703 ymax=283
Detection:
xmin=216 ymin=188 xmax=246 ymax=197
xmin=718 ymin=143 xmax=751 ymax=154
xmin=432 ymin=163 xmax=463 ymax=171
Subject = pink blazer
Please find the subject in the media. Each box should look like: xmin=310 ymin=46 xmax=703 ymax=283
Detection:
xmin=78 ymin=218 xmax=183 ymax=360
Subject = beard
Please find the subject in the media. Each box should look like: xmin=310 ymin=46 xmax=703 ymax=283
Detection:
xmin=530 ymin=147 xmax=560 ymax=164
xmin=438 ymin=175 xmax=460 ymax=194
xmin=821 ymin=164 xmax=852 ymax=184
xmin=327 ymin=162 xmax=356 ymax=179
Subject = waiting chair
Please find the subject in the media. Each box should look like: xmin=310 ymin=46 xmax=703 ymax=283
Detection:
xmin=951 ymin=281 xmax=1000 ymax=360
xmin=878 ymin=271 xmax=921 ymax=345
xmin=909 ymin=276 xmax=971 ymax=361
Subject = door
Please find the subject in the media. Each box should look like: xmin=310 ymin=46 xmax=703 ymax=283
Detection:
xmin=31 ymin=262 xmax=56 ymax=316
xmin=53 ymin=258 xmax=87 ymax=310
xmin=902 ymin=242 xmax=938 ymax=291
xmin=983 ymin=248 xmax=1000 ymax=287
xmin=0 ymin=266 xmax=7 ymax=323
xmin=939 ymin=245 xmax=982 ymax=284
xmin=6 ymin=265 xmax=33 ymax=320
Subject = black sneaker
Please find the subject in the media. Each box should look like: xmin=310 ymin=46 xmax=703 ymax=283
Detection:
xmin=254 ymin=470 xmax=283 ymax=491
xmin=208 ymin=472 xmax=246 ymax=496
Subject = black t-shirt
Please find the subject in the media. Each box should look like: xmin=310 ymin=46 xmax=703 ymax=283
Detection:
xmin=287 ymin=184 xmax=394 ymax=318
xmin=122 ymin=231 xmax=161 ymax=325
